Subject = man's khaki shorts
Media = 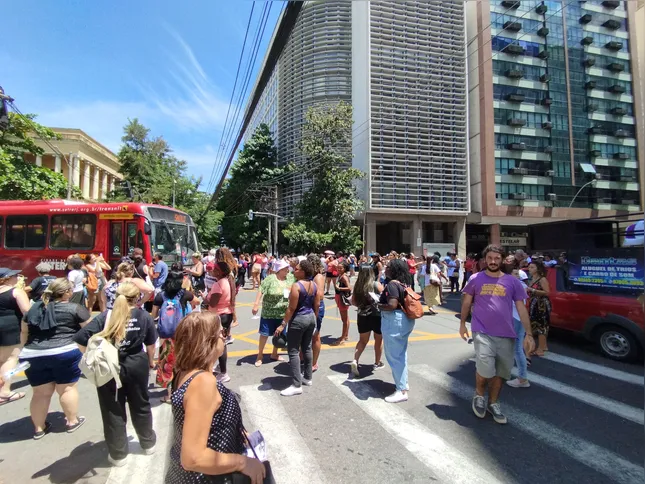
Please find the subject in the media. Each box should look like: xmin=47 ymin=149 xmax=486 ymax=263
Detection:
xmin=473 ymin=332 xmax=515 ymax=380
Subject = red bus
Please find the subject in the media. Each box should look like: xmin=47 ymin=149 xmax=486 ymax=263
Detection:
xmin=0 ymin=200 xmax=200 ymax=279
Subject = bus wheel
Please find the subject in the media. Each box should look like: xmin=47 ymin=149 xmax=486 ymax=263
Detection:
xmin=595 ymin=325 xmax=640 ymax=362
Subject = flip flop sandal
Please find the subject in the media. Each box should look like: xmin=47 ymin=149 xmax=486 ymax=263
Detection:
xmin=254 ymin=360 xmax=263 ymax=367
xmin=0 ymin=391 xmax=25 ymax=406
xmin=270 ymin=356 xmax=286 ymax=362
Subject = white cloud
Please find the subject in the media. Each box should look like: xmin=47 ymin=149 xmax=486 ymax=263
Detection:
xmin=141 ymin=27 xmax=234 ymax=132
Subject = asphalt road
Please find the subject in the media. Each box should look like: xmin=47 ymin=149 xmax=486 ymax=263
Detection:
xmin=1 ymin=284 xmax=643 ymax=484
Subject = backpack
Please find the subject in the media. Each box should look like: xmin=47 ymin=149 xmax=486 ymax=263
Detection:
xmin=393 ymin=281 xmax=424 ymax=320
xmin=79 ymin=311 xmax=122 ymax=390
xmin=86 ymin=272 xmax=99 ymax=292
xmin=158 ymin=292 xmax=188 ymax=339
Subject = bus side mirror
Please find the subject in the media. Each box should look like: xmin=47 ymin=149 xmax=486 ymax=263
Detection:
xmin=144 ymin=221 xmax=152 ymax=236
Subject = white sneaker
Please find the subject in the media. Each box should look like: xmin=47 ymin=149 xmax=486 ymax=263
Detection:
xmin=108 ymin=454 xmax=129 ymax=467
xmin=506 ymin=378 xmax=530 ymax=388
xmin=216 ymin=373 xmax=231 ymax=383
xmin=350 ymin=360 xmax=360 ymax=378
xmin=280 ymin=385 xmax=303 ymax=396
xmin=302 ymin=378 xmax=312 ymax=386
xmin=226 ymin=336 xmax=235 ymax=345
xmin=143 ymin=445 xmax=156 ymax=455
xmin=384 ymin=391 xmax=408 ymax=403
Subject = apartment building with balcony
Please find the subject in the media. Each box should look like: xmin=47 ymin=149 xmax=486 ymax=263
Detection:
xmin=466 ymin=0 xmax=643 ymax=253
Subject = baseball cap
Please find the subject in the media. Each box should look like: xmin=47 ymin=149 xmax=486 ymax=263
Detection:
xmin=35 ymin=262 xmax=52 ymax=273
xmin=0 ymin=268 xmax=21 ymax=279
xmin=518 ymin=269 xmax=529 ymax=281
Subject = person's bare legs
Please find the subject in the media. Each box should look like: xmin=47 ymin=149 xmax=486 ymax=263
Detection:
xmin=256 ymin=335 xmax=269 ymax=365
xmin=475 ymin=372 xmax=488 ymax=397
xmin=56 ymin=383 xmax=80 ymax=426
xmin=311 ymin=331 xmax=321 ymax=369
xmin=374 ymin=333 xmax=383 ymax=365
xmin=536 ymin=334 xmax=548 ymax=355
xmin=340 ymin=309 xmax=349 ymax=341
xmin=353 ymin=333 xmax=370 ymax=364
xmin=98 ymin=289 xmax=107 ymax=312
xmin=487 ymin=376 xmax=504 ymax=404
xmin=30 ymin=383 xmax=56 ymax=432
xmin=86 ymin=292 xmax=97 ymax=311
xmin=325 ymin=277 xmax=332 ymax=293
xmin=0 ymin=346 xmax=21 ymax=398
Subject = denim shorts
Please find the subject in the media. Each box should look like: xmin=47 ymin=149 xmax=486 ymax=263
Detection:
xmin=259 ymin=317 xmax=282 ymax=337
xmin=21 ymin=348 xmax=82 ymax=387
xmin=316 ymin=301 xmax=325 ymax=332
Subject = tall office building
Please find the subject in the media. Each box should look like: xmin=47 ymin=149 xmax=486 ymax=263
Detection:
xmin=240 ymin=1 xmax=468 ymax=255
xmin=466 ymin=0 xmax=644 ymax=253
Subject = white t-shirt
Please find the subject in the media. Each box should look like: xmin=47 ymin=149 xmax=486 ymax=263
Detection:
xmin=68 ymin=270 xmax=84 ymax=292
xmin=421 ymin=263 xmax=442 ymax=286
xmin=512 ymin=280 xmax=528 ymax=321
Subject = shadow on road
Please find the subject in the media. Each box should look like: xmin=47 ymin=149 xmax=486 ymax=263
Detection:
xmin=31 ymin=440 xmax=111 ymax=483
xmin=0 ymin=411 xmax=68 ymax=443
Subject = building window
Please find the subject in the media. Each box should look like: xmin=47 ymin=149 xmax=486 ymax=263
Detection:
xmin=50 ymin=214 xmax=97 ymax=249
xmin=4 ymin=215 xmax=48 ymax=249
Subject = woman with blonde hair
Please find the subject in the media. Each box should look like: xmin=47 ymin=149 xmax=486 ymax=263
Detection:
xmin=0 ymin=268 xmax=34 ymax=406
xmin=104 ymin=262 xmax=154 ymax=310
xmin=74 ymin=282 xmax=158 ymax=466
xmin=20 ymin=278 xmax=91 ymax=438
xmin=165 ymin=312 xmax=266 ymax=484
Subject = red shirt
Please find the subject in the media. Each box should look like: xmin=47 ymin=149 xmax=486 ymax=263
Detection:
xmin=407 ymin=259 xmax=417 ymax=275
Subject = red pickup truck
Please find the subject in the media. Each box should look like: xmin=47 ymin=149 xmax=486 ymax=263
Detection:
xmin=547 ymin=267 xmax=644 ymax=362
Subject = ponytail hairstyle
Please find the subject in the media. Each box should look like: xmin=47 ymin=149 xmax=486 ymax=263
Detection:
xmin=115 ymin=262 xmax=135 ymax=282
xmin=97 ymin=281 xmax=140 ymax=345
xmin=42 ymin=278 xmax=73 ymax=306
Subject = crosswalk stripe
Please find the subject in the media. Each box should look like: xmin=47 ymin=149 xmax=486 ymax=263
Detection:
xmin=327 ymin=374 xmax=503 ymax=484
xmin=513 ymin=371 xmax=643 ymax=425
xmin=409 ymin=365 xmax=645 ymax=484
xmin=239 ymin=385 xmax=325 ymax=484
xmin=541 ymin=352 xmax=644 ymax=386
xmin=107 ymin=402 xmax=172 ymax=484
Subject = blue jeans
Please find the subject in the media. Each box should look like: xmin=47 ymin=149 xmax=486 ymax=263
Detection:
xmin=381 ymin=310 xmax=415 ymax=391
xmin=513 ymin=318 xmax=528 ymax=380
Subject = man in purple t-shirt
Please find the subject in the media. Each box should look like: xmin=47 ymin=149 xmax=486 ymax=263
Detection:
xmin=460 ymin=244 xmax=534 ymax=424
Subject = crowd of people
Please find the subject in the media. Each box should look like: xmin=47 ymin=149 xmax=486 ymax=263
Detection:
xmin=0 ymin=243 xmax=555 ymax=482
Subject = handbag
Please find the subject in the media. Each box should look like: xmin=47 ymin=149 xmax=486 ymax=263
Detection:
xmin=214 ymin=428 xmax=276 ymax=484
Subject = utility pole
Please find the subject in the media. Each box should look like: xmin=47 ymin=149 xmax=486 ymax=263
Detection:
xmin=172 ymin=178 xmax=176 ymax=208
xmin=267 ymin=214 xmax=272 ymax=256
xmin=272 ymin=186 xmax=278 ymax=257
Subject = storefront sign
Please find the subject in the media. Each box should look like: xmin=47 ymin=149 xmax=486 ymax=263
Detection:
xmin=500 ymin=237 xmax=527 ymax=246
xmin=568 ymin=249 xmax=644 ymax=293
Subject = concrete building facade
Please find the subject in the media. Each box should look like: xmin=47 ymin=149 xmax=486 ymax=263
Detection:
xmin=240 ymin=0 xmax=468 ymax=256
xmin=26 ymin=128 xmax=121 ymax=201
xmin=466 ymin=0 xmax=643 ymax=254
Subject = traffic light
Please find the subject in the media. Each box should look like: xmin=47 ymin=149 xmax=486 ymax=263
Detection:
xmin=119 ymin=180 xmax=134 ymax=200
xmin=248 ymin=210 xmax=254 ymax=221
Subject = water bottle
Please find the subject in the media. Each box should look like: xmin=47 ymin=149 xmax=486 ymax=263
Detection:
xmin=2 ymin=361 xmax=30 ymax=380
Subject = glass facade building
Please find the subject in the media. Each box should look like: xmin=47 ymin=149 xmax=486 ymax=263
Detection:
xmin=467 ymin=0 xmax=643 ymax=252
xmin=240 ymin=1 xmax=469 ymax=255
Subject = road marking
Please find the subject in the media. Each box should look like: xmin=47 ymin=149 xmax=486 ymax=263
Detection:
xmin=327 ymin=374 xmax=503 ymax=484
xmin=107 ymin=401 xmax=172 ymax=484
xmin=409 ymin=365 xmax=645 ymax=484
xmin=541 ymin=352 xmax=644 ymax=386
xmin=239 ymin=386 xmax=325 ymax=484
xmin=513 ymin=371 xmax=643 ymax=424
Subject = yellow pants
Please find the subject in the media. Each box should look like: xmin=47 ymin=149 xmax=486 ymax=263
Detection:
xmin=424 ymin=284 xmax=441 ymax=308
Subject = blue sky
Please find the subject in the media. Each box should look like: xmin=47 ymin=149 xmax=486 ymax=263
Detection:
xmin=3 ymin=0 xmax=281 ymax=189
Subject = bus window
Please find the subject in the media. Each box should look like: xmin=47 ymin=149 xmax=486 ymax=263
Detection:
xmin=5 ymin=215 xmax=47 ymax=249
xmin=127 ymin=222 xmax=139 ymax=255
xmin=50 ymin=214 xmax=96 ymax=249
xmin=111 ymin=222 xmax=123 ymax=258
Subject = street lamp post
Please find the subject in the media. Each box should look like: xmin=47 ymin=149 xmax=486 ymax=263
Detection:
xmin=172 ymin=178 xmax=176 ymax=208
xmin=568 ymin=178 xmax=598 ymax=208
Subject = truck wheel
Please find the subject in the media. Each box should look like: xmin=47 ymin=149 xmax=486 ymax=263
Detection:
xmin=594 ymin=325 xmax=640 ymax=361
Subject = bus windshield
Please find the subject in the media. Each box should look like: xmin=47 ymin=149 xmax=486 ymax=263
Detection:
xmin=150 ymin=221 xmax=198 ymax=263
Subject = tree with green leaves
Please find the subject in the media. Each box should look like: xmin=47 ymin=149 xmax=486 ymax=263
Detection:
xmin=217 ymin=123 xmax=288 ymax=252
xmin=0 ymin=112 xmax=80 ymax=200
xmin=111 ymin=118 xmax=223 ymax=250
xmin=283 ymin=101 xmax=364 ymax=253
